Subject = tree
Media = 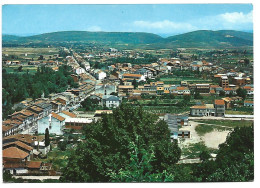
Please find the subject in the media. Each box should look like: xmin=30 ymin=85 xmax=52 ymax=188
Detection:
xmin=45 ymin=128 xmax=50 ymax=147
xmin=192 ymin=125 xmax=254 ymax=182
xmin=219 ymin=90 xmax=225 ymax=97
xmin=236 ymin=87 xmax=247 ymax=100
xmin=194 ymin=91 xmax=203 ymax=99
xmin=199 ymin=150 xmax=211 ymax=162
xmin=109 ymin=138 xmax=174 ymax=182
xmin=132 ymin=79 xmax=138 ymax=89
xmin=18 ymin=66 xmax=23 ymax=72
xmin=60 ymin=104 xmax=181 ymax=182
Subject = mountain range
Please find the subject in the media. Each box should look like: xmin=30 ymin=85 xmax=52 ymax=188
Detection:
xmin=2 ymin=30 xmax=253 ymax=48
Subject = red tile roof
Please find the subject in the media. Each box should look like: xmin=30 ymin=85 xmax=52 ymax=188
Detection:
xmin=123 ymin=73 xmax=142 ymax=78
xmin=191 ymin=105 xmax=206 ymax=109
xmin=27 ymin=161 xmax=42 ymax=169
xmin=2 ymin=125 xmax=14 ymax=132
xmin=215 ymin=99 xmax=225 ymax=105
xmin=51 ymin=112 xmax=65 ymax=122
xmin=244 ymin=100 xmax=253 ymax=104
xmin=3 ymin=141 xmax=33 ymax=152
xmin=3 ymin=147 xmax=29 ymax=159
xmin=3 ymin=134 xmax=45 ymax=144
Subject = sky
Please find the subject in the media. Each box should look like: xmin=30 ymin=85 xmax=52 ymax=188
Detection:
xmin=2 ymin=4 xmax=253 ymax=37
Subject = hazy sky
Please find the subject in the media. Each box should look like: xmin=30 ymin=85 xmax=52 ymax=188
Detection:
xmin=2 ymin=4 xmax=253 ymax=37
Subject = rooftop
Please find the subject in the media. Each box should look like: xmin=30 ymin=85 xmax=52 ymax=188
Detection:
xmin=3 ymin=147 xmax=29 ymax=159
xmin=215 ymin=99 xmax=225 ymax=105
xmin=51 ymin=112 xmax=66 ymax=122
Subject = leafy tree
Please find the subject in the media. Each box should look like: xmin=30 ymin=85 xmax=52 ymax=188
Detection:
xmin=60 ymin=104 xmax=181 ymax=182
xmin=192 ymin=125 xmax=254 ymax=182
xmin=219 ymin=90 xmax=225 ymax=97
xmin=109 ymin=138 xmax=174 ymax=182
xmin=199 ymin=150 xmax=211 ymax=162
xmin=18 ymin=66 xmax=23 ymax=72
xmin=194 ymin=91 xmax=203 ymax=99
xmin=236 ymin=87 xmax=247 ymax=100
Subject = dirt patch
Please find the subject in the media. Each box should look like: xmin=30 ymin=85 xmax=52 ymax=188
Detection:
xmin=202 ymin=131 xmax=230 ymax=149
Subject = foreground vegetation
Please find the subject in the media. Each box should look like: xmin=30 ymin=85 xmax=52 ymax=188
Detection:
xmin=58 ymin=105 xmax=253 ymax=182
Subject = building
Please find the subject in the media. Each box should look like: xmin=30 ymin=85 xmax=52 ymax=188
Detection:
xmin=94 ymin=110 xmax=113 ymax=117
xmin=95 ymin=84 xmax=117 ymax=95
xmin=64 ymin=118 xmax=93 ymax=131
xmin=163 ymin=114 xmax=190 ymax=139
xmin=102 ymin=95 xmax=121 ymax=108
xmin=37 ymin=112 xmax=65 ymax=135
xmin=195 ymin=84 xmax=210 ymax=94
xmin=244 ymin=100 xmax=254 ymax=107
xmin=118 ymin=85 xmax=134 ymax=96
xmin=190 ymin=104 xmax=215 ymax=116
xmin=94 ymin=69 xmax=107 ymax=80
xmin=220 ymin=76 xmax=229 ymax=88
xmin=122 ymin=73 xmax=145 ymax=82
xmin=215 ymin=99 xmax=225 ymax=117
xmin=222 ymin=97 xmax=233 ymax=109
xmin=233 ymin=77 xmax=246 ymax=86
xmin=3 ymin=147 xmax=30 ymax=175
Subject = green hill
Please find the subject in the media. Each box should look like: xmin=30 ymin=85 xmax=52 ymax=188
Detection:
xmin=2 ymin=30 xmax=253 ymax=48
xmin=2 ymin=34 xmax=21 ymax=41
xmin=164 ymin=30 xmax=253 ymax=48
xmin=17 ymin=31 xmax=163 ymax=44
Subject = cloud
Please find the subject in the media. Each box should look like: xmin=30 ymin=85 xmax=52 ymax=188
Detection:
xmin=196 ymin=10 xmax=253 ymax=31
xmin=87 ymin=26 xmax=102 ymax=31
xmin=133 ymin=20 xmax=198 ymax=34
xmin=219 ymin=11 xmax=253 ymax=23
xmin=130 ymin=10 xmax=253 ymax=36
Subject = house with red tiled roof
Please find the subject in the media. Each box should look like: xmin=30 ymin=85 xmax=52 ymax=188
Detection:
xmin=190 ymin=104 xmax=215 ymax=116
xmin=215 ymin=100 xmax=225 ymax=117
xmin=244 ymin=100 xmax=254 ymax=107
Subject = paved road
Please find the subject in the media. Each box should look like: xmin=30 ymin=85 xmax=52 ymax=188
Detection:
xmin=189 ymin=116 xmax=253 ymax=121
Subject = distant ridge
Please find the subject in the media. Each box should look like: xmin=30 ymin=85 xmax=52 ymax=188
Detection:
xmin=2 ymin=30 xmax=253 ymax=48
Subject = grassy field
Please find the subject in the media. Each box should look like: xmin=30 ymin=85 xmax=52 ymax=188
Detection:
xmin=195 ymin=124 xmax=214 ymax=136
xmin=225 ymin=110 xmax=253 ymax=115
xmin=195 ymin=120 xmax=253 ymax=128
xmin=160 ymin=76 xmax=212 ymax=84
xmin=4 ymin=65 xmax=38 ymax=74
xmin=2 ymin=47 xmax=59 ymax=60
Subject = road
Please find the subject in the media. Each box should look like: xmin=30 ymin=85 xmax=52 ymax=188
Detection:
xmin=189 ymin=116 xmax=253 ymax=121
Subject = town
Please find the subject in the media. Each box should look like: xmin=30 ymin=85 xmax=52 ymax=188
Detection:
xmin=2 ymin=44 xmax=254 ymax=182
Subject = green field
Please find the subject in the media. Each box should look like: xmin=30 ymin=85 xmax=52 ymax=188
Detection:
xmin=195 ymin=120 xmax=253 ymax=128
xmin=3 ymin=65 xmax=38 ymax=74
xmin=195 ymin=124 xmax=214 ymax=136
xmin=2 ymin=47 xmax=59 ymax=61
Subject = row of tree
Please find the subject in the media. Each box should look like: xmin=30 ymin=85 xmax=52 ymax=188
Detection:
xmin=2 ymin=65 xmax=79 ymax=120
